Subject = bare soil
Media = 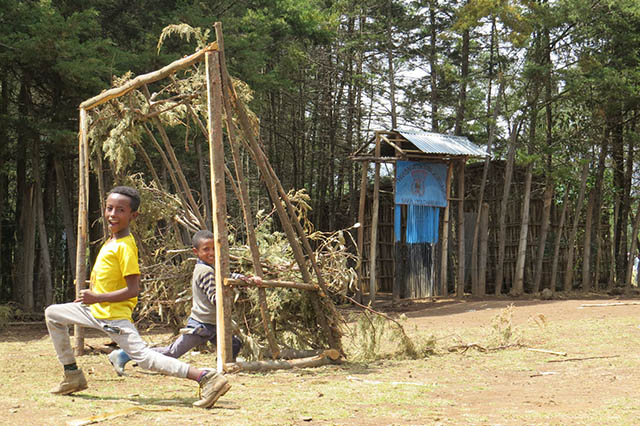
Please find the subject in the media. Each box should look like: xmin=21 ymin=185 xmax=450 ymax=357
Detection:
xmin=1 ymin=296 xmax=640 ymax=425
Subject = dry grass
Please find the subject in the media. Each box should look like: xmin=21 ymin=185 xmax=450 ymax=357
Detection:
xmin=2 ymin=298 xmax=640 ymax=425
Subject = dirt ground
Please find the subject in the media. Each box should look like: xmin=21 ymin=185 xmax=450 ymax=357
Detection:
xmin=1 ymin=296 xmax=640 ymax=425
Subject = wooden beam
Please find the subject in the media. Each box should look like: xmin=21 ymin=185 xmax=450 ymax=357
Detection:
xmin=80 ymin=45 xmax=216 ymax=110
xmin=226 ymin=278 xmax=318 ymax=292
xmin=74 ymin=108 xmax=89 ymax=355
xmin=350 ymin=156 xmax=402 ymax=163
xmin=379 ymin=134 xmax=406 ymax=155
xmin=205 ymin=49 xmax=231 ymax=372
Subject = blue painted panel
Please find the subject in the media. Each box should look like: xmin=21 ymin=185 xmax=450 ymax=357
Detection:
xmin=395 ymin=161 xmax=447 ymax=207
xmin=406 ymin=205 xmax=440 ymax=244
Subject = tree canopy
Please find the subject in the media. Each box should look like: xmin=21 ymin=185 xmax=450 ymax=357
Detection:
xmin=1 ymin=0 xmax=640 ymax=312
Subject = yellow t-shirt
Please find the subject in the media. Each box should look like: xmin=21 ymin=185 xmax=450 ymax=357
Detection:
xmin=89 ymin=234 xmax=140 ymax=321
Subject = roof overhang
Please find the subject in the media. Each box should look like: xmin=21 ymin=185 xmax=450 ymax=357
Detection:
xmin=351 ymin=130 xmax=490 ymax=163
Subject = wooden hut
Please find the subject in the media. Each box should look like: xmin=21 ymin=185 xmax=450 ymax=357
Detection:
xmin=352 ymin=130 xmax=488 ymax=302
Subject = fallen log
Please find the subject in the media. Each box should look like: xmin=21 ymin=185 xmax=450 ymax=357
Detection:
xmin=224 ymin=349 xmax=341 ymax=373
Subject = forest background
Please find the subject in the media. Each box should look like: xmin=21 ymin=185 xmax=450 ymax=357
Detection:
xmin=1 ymin=0 xmax=640 ymax=316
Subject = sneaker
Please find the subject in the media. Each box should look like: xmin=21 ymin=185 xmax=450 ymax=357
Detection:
xmin=50 ymin=369 xmax=88 ymax=395
xmin=108 ymin=349 xmax=131 ymax=376
xmin=193 ymin=371 xmax=231 ymax=408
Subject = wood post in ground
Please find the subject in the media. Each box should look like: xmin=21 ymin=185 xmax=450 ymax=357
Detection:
xmin=456 ymin=159 xmax=466 ymax=298
xmin=74 ymin=107 xmax=89 ymax=356
xmin=369 ymin=133 xmax=381 ymax=305
xmin=205 ymin=48 xmax=232 ymax=371
xmin=220 ymin=78 xmax=280 ymax=359
xmin=478 ymin=202 xmax=489 ymax=296
xmin=215 ymin=24 xmax=339 ymax=351
xmin=356 ymin=162 xmax=368 ymax=303
xmin=440 ymin=163 xmax=452 ymax=297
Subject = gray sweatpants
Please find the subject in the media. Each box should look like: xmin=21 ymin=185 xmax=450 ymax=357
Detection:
xmin=45 ymin=302 xmax=190 ymax=378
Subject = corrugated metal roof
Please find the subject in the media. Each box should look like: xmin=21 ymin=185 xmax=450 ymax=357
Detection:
xmin=398 ymin=130 xmax=489 ymax=157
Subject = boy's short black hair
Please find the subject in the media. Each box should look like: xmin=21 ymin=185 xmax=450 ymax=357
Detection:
xmin=109 ymin=186 xmax=141 ymax=212
xmin=192 ymin=229 xmax=214 ymax=249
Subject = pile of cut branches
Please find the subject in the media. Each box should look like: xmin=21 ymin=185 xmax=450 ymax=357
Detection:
xmin=127 ymin=179 xmax=352 ymax=359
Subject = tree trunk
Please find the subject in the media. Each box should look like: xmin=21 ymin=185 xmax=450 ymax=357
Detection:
xmin=21 ymin=185 xmax=37 ymax=312
xmin=33 ymin=140 xmax=53 ymax=308
xmin=624 ymin=201 xmax=640 ymax=292
xmin=581 ymin=191 xmax=595 ymax=292
xmin=533 ymin=24 xmax=555 ymax=294
xmin=471 ymin=81 xmax=502 ymax=294
xmin=429 ymin=0 xmax=439 ymax=132
xmin=549 ymin=190 xmax=570 ymax=293
xmin=608 ymin=199 xmax=619 ymax=289
xmin=478 ymin=203 xmax=489 ymax=295
xmin=592 ymin=138 xmax=608 ymax=290
xmin=563 ymin=162 xmax=589 ymax=292
xmin=495 ymin=121 xmax=520 ymax=295
xmin=610 ymin=105 xmax=626 ymax=285
xmin=454 ymin=28 xmax=469 ymax=136
xmin=14 ymin=78 xmax=33 ymax=309
xmin=513 ymin=163 xmax=533 ymax=296
xmin=533 ymin=177 xmax=553 ymax=293
xmin=54 ymin=158 xmax=77 ymax=285
xmin=0 ymin=77 xmax=7 ymax=294
xmin=387 ymin=0 xmax=397 ymax=129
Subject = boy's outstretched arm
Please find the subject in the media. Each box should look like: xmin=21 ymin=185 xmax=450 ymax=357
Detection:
xmin=75 ymin=274 xmax=141 ymax=305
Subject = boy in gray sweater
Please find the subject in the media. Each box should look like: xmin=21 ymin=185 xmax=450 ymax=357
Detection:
xmin=109 ymin=230 xmax=261 ymax=374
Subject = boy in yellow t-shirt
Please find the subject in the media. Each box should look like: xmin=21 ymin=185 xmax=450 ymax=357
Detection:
xmin=45 ymin=186 xmax=229 ymax=408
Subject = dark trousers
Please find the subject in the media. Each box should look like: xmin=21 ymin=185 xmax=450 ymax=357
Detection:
xmin=154 ymin=317 xmax=242 ymax=359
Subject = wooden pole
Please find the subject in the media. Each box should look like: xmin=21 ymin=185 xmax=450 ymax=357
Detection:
xmin=356 ymin=162 xmax=368 ymax=304
xmin=224 ymin=349 xmax=341 ymax=373
xmin=221 ymin=87 xmax=280 ymax=359
xmin=205 ymin=49 xmax=232 ymax=371
xmin=440 ymin=162 xmax=453 ymax=296
xmin=369 ymin=133 xmax=381 ymax=305
xmin=478 ymin=202 xmax=489 ymax=295
xmin=74 ymin=108 xmax=89 ymax=355
xmin=624 ymin=201 xmax=640 ymax=290
xmin=215 ymin=24 xmax=339 ymax=351
xmin=457 ymin=159 xmax=466 ymax=298
xmin=226 ymin=278 xmax=319 ymax=292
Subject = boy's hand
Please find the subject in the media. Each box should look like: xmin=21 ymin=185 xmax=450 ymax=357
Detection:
xmin=75 ymin=289 xmax=101 ymax=305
